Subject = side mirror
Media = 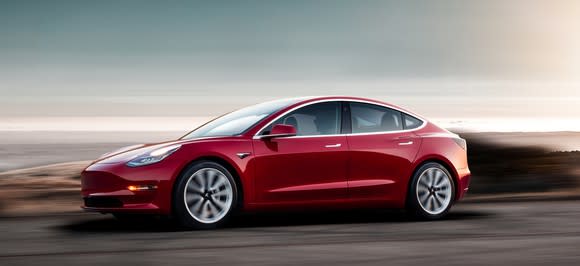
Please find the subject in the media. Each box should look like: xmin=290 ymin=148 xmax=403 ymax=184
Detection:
xmin=261 ymin=124 xmax=297 ymax=139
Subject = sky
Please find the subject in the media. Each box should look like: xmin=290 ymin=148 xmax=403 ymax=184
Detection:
xmin=0 ymin=0 xmax=579 ymax=124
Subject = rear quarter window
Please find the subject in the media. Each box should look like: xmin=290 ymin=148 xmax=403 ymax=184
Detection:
xmin=403 ymin=114 xmax=423 ymax=129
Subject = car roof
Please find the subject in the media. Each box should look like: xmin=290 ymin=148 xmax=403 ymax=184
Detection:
xmin=289 ymin=96 xmax=421 ymax=118
xmin=243 ymin=96 xmax=427 ymax=137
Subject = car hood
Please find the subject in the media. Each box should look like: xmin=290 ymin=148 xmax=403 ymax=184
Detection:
xmin=93 ymin=136 xmax=239 ymax=164
xmin=94 ymin=143 xmax=159 ymax=164
xmin=94 ymin=137 xmax=214 ymax=164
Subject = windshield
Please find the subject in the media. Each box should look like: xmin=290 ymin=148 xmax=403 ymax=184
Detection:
xmin=181 ymin=98 xmax=303 ymax=139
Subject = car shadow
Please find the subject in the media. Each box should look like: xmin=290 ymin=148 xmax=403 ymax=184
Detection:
xmin=228 ymin=208 xmax=492 ymax=229
xmin=58 ymin=215 xmax=179 ymax=233
xmin=58 ymin=209 xmax=492 ymax=233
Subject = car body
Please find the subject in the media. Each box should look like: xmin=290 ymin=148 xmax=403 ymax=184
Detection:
xmin=81 ymin=96 xmax=470 ymax=228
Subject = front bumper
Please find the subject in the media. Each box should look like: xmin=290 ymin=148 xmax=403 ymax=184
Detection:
xmin=81 ymin=162 xmax=177 ymax=214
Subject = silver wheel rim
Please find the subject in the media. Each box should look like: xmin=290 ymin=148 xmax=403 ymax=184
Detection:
xmin=416 ymin=167 xmax=452 ymax=215
xmin=184 ymin=168 xmax=233 ymax=224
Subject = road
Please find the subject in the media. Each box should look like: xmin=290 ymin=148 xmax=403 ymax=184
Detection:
xmin=1 ymin=200 xmax=579 ymax=266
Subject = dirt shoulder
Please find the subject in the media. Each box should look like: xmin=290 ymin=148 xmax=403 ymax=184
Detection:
xmin=0 ymin=161 xmax=89 ymax=216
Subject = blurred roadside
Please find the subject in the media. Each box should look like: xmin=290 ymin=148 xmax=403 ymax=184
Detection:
xmin=0 ymin=131 xmax=578 ymax=216
xmin=462 ymin=133 xmax=580 ymax=194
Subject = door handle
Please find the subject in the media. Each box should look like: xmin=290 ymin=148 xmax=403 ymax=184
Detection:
xmin=325 ymin=143 xmax=342 ymax=148
xmin=398 ymin=141 xmax=413 ymax=146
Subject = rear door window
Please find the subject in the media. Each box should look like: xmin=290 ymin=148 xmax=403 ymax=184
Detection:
xmin=349 ymin=102 xmax=403 ymax=133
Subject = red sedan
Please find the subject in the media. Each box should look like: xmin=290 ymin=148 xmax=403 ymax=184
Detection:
xmin=81 ymin=96 xmax=470 ymax=229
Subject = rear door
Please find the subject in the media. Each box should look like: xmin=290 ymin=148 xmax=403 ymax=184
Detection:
xmin=346 ymin=102 xmax=423 ymax=202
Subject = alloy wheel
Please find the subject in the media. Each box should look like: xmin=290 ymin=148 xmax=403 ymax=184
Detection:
xmin=415 ymin=167 xmax=453 ymax=215
xmin=183 ymin=167 xmax=234 ymax=224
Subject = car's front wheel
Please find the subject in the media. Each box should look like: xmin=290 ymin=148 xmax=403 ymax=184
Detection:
xmin=407 ymin=162 xmax=455 ymax=220
xmin=173 ymin=161 xmax=238 ymax=229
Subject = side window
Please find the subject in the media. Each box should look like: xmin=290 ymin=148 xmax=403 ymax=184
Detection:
xmin=350 ymin=102 xmax=402 ymax=133
xmin=262 ymin=102 xmax=341 ymax=136
xmin=403 ymin=114 xmax=423 ymax=129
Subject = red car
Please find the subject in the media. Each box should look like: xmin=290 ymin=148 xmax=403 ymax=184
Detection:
xmin=81 ymin=96 xmax=470 ymax=229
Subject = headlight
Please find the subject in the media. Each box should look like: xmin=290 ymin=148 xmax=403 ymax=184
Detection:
xmin=126 ymin=144 xmax=181 ymax=167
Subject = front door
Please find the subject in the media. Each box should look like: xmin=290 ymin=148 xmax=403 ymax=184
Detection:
xmin=252 ymin=101 xmax=348 ymax=203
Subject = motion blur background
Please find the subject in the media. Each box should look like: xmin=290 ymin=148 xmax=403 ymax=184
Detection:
xmin=0 ymin=1 xmax=579 ymax=265
xmin=1 ymin=0 xmax=579 ymax=126
xmin=1 ymin=0 xmax=580 ymax=167
xmin=1 ymin=0 xmax=580 ymax=215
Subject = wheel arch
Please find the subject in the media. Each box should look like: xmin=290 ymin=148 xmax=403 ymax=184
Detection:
xmin=407 ymin=157 xmax=460 ymax=204
xmin=171 ymin=155 xmax=245 ymax=216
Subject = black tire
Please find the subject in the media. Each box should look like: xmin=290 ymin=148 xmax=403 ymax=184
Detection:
xmin=406 ymin=162 xmax=455 ymax=220
xmin=173 ymin=160 xmax=239 ymax=229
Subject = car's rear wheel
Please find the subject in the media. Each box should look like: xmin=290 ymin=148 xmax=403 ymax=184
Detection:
xmin=407 ymin=162 xmax=455 ymax=220
xmin=173 ymin=161 xmax=238 ymax=229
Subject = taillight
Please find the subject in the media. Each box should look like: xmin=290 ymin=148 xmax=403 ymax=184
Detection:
xmin=453 ymin=138 xmax=467 ymax=150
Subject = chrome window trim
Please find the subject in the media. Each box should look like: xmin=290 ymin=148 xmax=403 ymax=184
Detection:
xmin=252 ymin=98 xmax=427 ymax=140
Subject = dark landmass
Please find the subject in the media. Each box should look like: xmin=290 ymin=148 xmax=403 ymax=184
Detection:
xmin=461 ymin=133 xmax=580 ymax=195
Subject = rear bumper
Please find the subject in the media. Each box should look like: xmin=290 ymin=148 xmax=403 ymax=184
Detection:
xmin=81 ymin=162 xmax=176 ymax=214
xmin=455 ymin=167 xmax=471 ymax=200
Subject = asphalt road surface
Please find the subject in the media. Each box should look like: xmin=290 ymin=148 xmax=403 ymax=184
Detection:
xmin=1 ymin=200 xmax=579 ymax=266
